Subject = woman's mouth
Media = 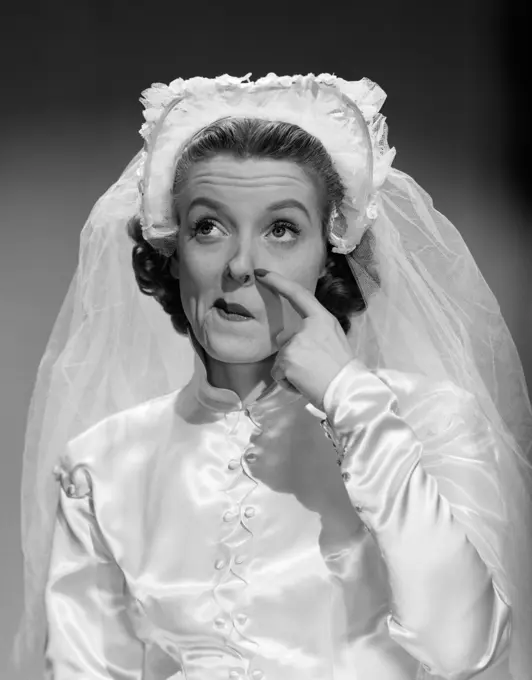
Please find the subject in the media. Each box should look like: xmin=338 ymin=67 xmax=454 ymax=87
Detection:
xmin=215 ymin=306 xmax=255 ymax=322
xmin=214 ymin=299 xmax=255 ymax=320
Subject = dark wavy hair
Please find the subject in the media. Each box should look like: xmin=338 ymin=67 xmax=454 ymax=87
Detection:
xmin=128 ymin=117 xmax=379 ymax=336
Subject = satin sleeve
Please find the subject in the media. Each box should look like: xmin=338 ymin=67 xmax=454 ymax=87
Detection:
xmin=44 ymin=465 xmax=144 ymax=679
xmin=322 ymin=359 xmax=511 ymax=680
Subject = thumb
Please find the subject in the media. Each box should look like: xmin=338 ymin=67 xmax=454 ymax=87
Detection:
xmin=271 ymin=360 xmax=299 ymax=395
xmin=274 ymin=328 xmax=294 ymax=347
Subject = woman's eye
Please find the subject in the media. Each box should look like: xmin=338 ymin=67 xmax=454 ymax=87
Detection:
xmin=270 ymin=221 xmax=301 ymax=242
xmin=191 ymin=218 xmax=301 ymax=243
xmin=192 ymin=218 xmax=220 ymax=237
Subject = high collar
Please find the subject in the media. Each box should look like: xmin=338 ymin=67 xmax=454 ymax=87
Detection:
xmin=187 ymin=328 xmax=302 ymax=415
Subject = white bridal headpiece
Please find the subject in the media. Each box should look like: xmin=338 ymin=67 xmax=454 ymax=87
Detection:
xmin=137 ymin=72 xmax=395 ymax=256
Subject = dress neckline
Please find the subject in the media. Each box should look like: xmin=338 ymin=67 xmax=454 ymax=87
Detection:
xmin=187 ymin=328 xmax=302 ymax=415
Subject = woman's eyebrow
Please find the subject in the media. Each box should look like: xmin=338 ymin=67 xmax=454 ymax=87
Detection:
xmin=267 ymin=199 xmax=311 ymax=221
xmin=187 ymin=197 xmax=311 ymax=221
xmin=187 ymin=197 xmax=227 ymax=214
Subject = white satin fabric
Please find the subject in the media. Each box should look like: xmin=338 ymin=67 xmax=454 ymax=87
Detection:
xmin=45 ymin=336 xmax=512 ymax=680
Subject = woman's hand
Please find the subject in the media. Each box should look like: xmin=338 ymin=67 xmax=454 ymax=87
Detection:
xmin=255 ymin=268 xmax=354 ymax=411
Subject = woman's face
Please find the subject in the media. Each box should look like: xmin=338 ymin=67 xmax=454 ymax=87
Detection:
xmin=172 ymin=154 xmax=327 ymax=364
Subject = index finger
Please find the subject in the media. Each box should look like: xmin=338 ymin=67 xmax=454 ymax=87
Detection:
xmin=254 ymin=269 xmax=324 ymax=319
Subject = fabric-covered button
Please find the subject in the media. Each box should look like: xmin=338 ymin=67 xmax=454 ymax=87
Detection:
xmin=214 ymin=559 xmax=226 ymax=570
xmin=341 ymin=471 xmax=351 ymax=482
xmin=251 ymin=670 xmax=264 ymax=680
xmin=235 ymin=613 xmax=248 ymax=625
xmin=244 ymin=506 xmax=256 ymax=518
xmin=354 ymin=504 xmax=363 ymax=513
xmin=245 ymin=451 xmax=257 ymax=463
xmin=229 ymin=669 xmax=243 ymax=679
xmin=60 ymin=465 xmax=92 ymax=499
xmin=214 ymin=617 xmax=226 ymax=628
xmin=228 ymin=459 xmax=240 ymax=470
xmin=234 ymin=554 xmax=246 ymax=564
xmin=223 ymin=510 xmax=238 ymax=523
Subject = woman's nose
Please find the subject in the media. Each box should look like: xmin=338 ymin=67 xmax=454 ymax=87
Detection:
xmin=225 ymin=246 xmax=260 ymax=284
xmin=227 ymin=267 xmax=254 ymax=284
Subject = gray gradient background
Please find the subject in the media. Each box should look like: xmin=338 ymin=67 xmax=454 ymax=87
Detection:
xmin=1 ymin=1 xmax=531 ymax=678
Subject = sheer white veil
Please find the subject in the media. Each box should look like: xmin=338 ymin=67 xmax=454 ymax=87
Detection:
xmin=13 ymin=73 xmax=532 ymax=680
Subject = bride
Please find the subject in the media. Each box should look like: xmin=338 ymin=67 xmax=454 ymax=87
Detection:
xmin=13 ymin=73 xmax=532 ymax=680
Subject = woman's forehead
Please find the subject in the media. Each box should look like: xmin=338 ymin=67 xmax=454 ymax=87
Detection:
xmin=182 ymin=156 xmax=322 ymax=209
xmin=188 ymin=155 xmax=312 ymax=185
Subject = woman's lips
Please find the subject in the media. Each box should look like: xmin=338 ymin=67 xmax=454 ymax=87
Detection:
xmin=215 ymin=299 xmax=254 ymax=318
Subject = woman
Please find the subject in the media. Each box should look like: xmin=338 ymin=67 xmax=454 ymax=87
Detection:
xmin=14 ymin=74 xmax=532 ymax=679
